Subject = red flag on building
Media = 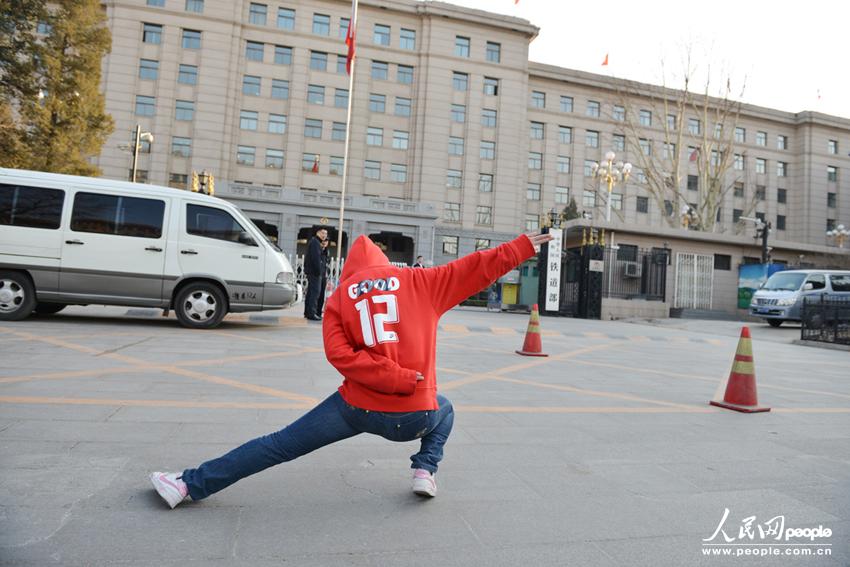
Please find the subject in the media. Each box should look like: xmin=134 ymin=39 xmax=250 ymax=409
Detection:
xmin=601 ymin=53 xmax=609 ymax=66
xmin=312 ymin=155 xmax=320 ymax=173
xmin=345 ymin=1 xmax=357 ymax=75
xmin=689 ymin=148 xmax=699 ymax=162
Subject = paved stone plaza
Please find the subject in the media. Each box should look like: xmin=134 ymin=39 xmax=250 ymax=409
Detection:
xmin=1 ymin=306 xmax=848 ymax=566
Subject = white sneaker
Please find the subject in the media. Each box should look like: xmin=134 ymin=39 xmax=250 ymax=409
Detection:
xmin=150 ymin=471 xmax=189 ymax=509
xmin=412 ymin=468 xmax=437 ymax=497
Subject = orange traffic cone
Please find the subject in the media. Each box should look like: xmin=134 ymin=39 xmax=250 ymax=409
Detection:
xmin=710 ymin=327 xmax=770 ymax=413
xmin=516 ymin=304 xmax=548 ymax=357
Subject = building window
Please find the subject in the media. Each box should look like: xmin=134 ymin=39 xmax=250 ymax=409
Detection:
xmin=531 ymin=91 xmax=545 ymax=108
xmin=715 ymin=124 xmax=724 ymax=139
xmin=478 ymin=173 xmax=493 ymax=192
xmin=271 ymin=79 xmax=289 ymax=99
xmin=755 ymin=212 xmax=766 ymax=223
xmin=336 ymin=55 xmax=347 ymax=73
xmin=663 ymin=142 xmax=676 ymax=160
xmin=268 ymin=113 xmax=286 ymax=134
xmin=168 ymin=173 xmax=188 ymax=188
xmin=175 ymin=100 xmax=194 ymax=121
xmin=237 ymin=145 xmax=256 ymax=166
xmin=240 ymin=110 xmax=258 ymax=130
xmin=307 ymin=84 xmax=324 ymax=105
xmin=555 ymin=186 xmax=569 ymax=204
xmin=733 ymin=154 xmax=744 ymax=170
xmin=442 ymin=236 xmax=459 ymax=255
xmin=178 ymin=64 xmax=197 ymax=85
xmin=777 ymin=161 xmax=787 ymax=177
xmin=480 ymin=141 xmax=496 ymax=160
xmin=304 ymin=118 xmax=322 ymax=138
xmin=558 ymin=126 xmax=572 ymax=144
xmin=475 ymin=238 xmax=491 ymax=251
xmin=733 ymin=209 xmax=743 ymax=223
xmin=714 ymin=254 xmax=731 ymax=270
xmin=139 ymin=59 xmax=159 ymax=81
xmin=451 ymin=104 xmax=466 ymax=123
xmin=639 ymin=138 xmax=651 ymax=155
xmin=265 ymin=149 xmax=284 ymax=169
xmin=582 ymin=190 xmax=596 ymax=208
xmin=486 ymin=41 xmax=501 ymax=62
xmin=249 ymin=3 xmax=267 ymax=25
xmin=828 ymin=139 xmax=838 ymax=154
xmin=312 ymin=13 xmax=330 ymax=35
xmin=777 ymin=188 xmax=786 ymax=204
xmin=481 ymin=109 xmax=497 ymax=128
xmin=610 ymin=193 xmax=623 ymax=210
xmin=756 ymin=185 xmax=766 ymax=200
xmin=277 ymin=7 xmax=295 ymax=30
xmin=331 ymin=121 xmax=346 ymax=141
xmin=560 ymin=96 xmax=573 ymax=112
xmin=364 ymin=160 xmax=381 ymax=180
xmin=528 ymin=152 xmax=542 ymax=170
xmin=171 ymin=137 xmax=191 ymax=157
xmin=777 ymin=135 xmax=788 ymax=150
xmin=735 ymin=127 xmax=746 ymax=143
xmin=447 ymin=169 xmax=462 ymax=189
xmin=185 ymin=0 xmax=203 ymax=12
xmin=147 ymin=0 xmax=164 ymax=6
xmin=400 ymin=28 xmax=415 ymax=50
xmin=586 ymin=100 xmax=600 ymax=118
xmin=687 ymin=175 xmax=698 ymax=191
xmin=483 ymin=77 xmax=499 ymax=96
xmin=182 ymin=29 xmax=201 ymax=49
xmin=688 ymin=118 xmax=700 ymax=135
xmin=372 ymin=61 xmax=389 ymax=80
xmin=394 ymin=97 xmax=411 ymax=117
xmin=310 ymin=51 xmax=328 ymax=71
xmin=756 ymin=158 xmax=766 ymax=174
xmin=667 ymin=114 xmax=677 ymax=130
xmin=329 ymin=156 xmax=344 ymax=176
xmin=756 ymin=131 xmax=767 ymax=146
xmin=142 ymin=23 xmax=162 ymax=44
xmin=530 ymin=121 xmax=544 ymax=139
xmin=776 ymin=215 xmax=786 ymax=230
xmin=374 ymin=24 xmax=390 ymax=46
xmin=827 ymin=192 xmax=836 ymax=208
xmin=556 ymin=156 xmax=570 ymax=174
xmin=392 ymin=130 xmax=409 ymax=149
xmin=525 ymin=214 xmax=539 ymax=232
xmin=639 ymin=109 xmax=652 ymax=126
xmin=274 ymin=45 xmax=292 ymax=65
xmin=367 ymin=127 xmax=383 ymax=146
xmin=733 ymin=182 xmax=744 ymax=198
xmin=583 ymin=159 xmax=596 ymax=177
xmin=636 ymin=196 xmax=649 ymax=213
xmin=330 ymin=89 xmax=348 ymax=109
xmin=455 ymin=36 xmax=470 ymax=57
xmin=586 ymin=130 xmax=599 ymax=148
xmin=612 ymin=105 xmax=625 ymax=121
xmin=827 ymin=219 xmax=836 ymax=231
xmin=369 ymin=93 xmax=386 ymax=113
xmin=444 ymin=202 xmax=460 ymax=222
xmin=397 ymin=64 xmax=414 ymax=84
xmin=246 ymin=41 xmax=264 ymax=61
xmin=827 ymin=165 xmax=838 ymax=182
xmin=452 ymin=71 xmax=468 ymax=91
xmin=391 ymin=163 xmax=407 ymax=183
xmin=476 ymin=206 xmax=492 ymax=225
xmin=448 ymin=137 xmax=464 ymax=156
xmin=302 ymin=153 xmax=318 ymax=172
xmin=612 ymin=134 xmax=625 ymax=151
xmin=242 ymin=75 xmax=261 ymax=95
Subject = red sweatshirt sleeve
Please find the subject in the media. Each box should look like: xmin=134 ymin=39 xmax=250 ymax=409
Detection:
xmin=322 ymin=296 xmax=419 ymax=395
xmin=423 ymin=234 xmax=537 ymax=314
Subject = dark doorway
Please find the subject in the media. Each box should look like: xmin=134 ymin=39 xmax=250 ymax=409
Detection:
xmin=368 ymin=231 xmax=414 ymax=265
xmin=297 ymin=225 xmax=348 ymax=257
xmin=250 ymin=218 xmax=279 ymax=245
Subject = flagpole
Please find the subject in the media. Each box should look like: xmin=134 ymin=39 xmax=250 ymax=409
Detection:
xmin=335 ymin=0 xmax=358 ymax=285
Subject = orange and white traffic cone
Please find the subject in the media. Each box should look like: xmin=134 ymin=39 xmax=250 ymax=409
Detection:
xmin=516 ymin=304 xmax=548 ymax=357
xmin=710 ymin=326 xmax=770 ymax=413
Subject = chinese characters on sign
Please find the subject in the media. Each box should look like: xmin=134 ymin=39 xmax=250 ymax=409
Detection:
xmin=545 ymin=229 xmax=563 ymax=311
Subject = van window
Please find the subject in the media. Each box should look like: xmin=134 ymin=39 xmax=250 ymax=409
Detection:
xmin=762 ymin=272 xmax=805 ymax=291
xmin=71 ymin=192 xmax=165 ymax=238
xmin=806 ymin=274 xmax=826 ymax=290
xmin=186 ymin=204 xmax=246 ymax=243
xmin=0 ymin=183 xmax=64 ymax=229
xmin=829 ymin=274 xmax=850 ymax=292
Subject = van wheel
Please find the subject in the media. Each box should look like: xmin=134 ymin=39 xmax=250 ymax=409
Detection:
xmin=0 ymin=271 xmax=36 ymax=321
xmin=175 ymin=282 xmax=227 ymax=329
xmin=767 ymin=319 xmax=783 ymax=328
xmin=34 ymin=302 xmax=67 ymax=315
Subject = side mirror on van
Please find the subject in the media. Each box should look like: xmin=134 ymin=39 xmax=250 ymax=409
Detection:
xmin=238 ymin=231 xmax=257 ymax=246
xmin=803 ymin=282 xmax=814 ymax=291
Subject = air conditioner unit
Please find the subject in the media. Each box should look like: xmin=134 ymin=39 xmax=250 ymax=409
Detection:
xmin=623 ymin=261 xmax=642 ymax=278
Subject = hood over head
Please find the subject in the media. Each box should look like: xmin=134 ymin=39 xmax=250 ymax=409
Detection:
xmin=340 ymin=235 xmax=391 ymax=281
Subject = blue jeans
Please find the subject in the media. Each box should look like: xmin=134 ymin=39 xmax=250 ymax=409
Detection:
xmin=181 ymin=392 xmax=454 ymax=501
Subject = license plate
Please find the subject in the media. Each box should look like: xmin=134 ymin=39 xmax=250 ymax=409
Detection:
xmin=756 ymin=308 xmax=770 ymax=314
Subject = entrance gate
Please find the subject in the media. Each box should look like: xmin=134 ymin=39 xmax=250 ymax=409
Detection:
xmin=674 ymin=253 xmax=713 ymax=309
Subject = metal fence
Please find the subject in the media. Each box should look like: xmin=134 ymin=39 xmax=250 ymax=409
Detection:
xmin=801 ymin=294 xmax=850 ymax=345
xmin=601 ymin=247 xmax=668 ymax=301
xmin=288 ymin=254 xmax=408 ymax=292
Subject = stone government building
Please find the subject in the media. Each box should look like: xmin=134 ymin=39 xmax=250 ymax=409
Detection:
xmin=95 ymin=0 xmax=849 ymax=313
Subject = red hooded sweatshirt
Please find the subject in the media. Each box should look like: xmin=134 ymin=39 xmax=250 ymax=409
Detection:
xmin=322 ymin=234 xmax=536 ymax=412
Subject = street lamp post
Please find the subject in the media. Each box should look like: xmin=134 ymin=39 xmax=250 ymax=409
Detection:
xmin=130 ymin=124 xmax=154 ymax=183
xmin=741 ymin=216 xmax=772 ymax=263
xmin=591 ymin=151 xmax=632 ymax=222
xmin=827 ymin=224 xmax=849 ymax=248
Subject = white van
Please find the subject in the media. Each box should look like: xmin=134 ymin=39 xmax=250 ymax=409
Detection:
xmin=749 ymin=269 xmax=850 ymax=327
xmin=0 ymin=168 xmax=297 ymax=329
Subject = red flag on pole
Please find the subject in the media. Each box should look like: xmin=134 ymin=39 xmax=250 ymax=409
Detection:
xmin=689 ymin=149 xmax=699 ymax=162
xmin=312 ymin=155 xmax=319 ymax=173
xmin=602 ymin=53 xmax=609 ymax=66
xmin=345 ymin=1 xmax=356 ymax=75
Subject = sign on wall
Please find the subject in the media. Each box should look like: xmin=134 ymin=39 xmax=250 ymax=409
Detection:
xmin=545 ymin=229 xmax=563 ymax=311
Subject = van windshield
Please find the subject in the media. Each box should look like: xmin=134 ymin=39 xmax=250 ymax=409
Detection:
xmin=762 ymin=273 xmax=806 ymax=291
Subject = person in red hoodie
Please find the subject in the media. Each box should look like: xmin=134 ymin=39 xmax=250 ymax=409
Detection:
xmin=150 ymin=231 xmax=552 ymax=508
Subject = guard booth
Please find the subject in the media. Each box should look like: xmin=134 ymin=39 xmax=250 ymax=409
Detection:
xmin=538 ymin=229 xmax=604 ymax=319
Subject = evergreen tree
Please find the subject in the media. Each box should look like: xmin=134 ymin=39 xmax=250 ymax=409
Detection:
xmin=0 ymin=0 xmax=113 ymax=175
xmin=562 ymin=197 xmax=580 ymax=220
